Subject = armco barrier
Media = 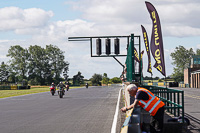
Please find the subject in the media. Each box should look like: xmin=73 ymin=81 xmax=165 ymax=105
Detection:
xmin=0 ymin=86 xmax=11 ymax=90
xmin=121 ymin=108 xmax=141 ymax=133
xmin=121 ymin=83 xmax=142 ymax=133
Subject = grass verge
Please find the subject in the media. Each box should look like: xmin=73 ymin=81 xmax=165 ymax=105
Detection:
xmin=0 ymin=86 xmax=80 ymax=99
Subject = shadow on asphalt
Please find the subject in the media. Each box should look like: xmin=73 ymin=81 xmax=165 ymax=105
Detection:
xmin=184 ymin=113 xmax=200 ymax=133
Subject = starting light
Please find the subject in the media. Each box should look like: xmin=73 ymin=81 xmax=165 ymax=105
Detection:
xmin=105 ymin=38 xmax=111 ymax=55
xmin=114 ymin=38 xmax=120 ymax=55
xmin=96 ymin=38 xmax=102 ymax=55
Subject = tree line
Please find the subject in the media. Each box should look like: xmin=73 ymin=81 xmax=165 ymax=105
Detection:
xmin=68 ymin=72 xmax=122 ymax=86
xmin=2 ymin=44 xmax=197 ymax=85
xmin=0 ymin=44 xmax=69 ymax=85
xmin=170 ymin=46 xmax=200 ymax=82
xmin=0 ymin=44 xmax=122 ymax=86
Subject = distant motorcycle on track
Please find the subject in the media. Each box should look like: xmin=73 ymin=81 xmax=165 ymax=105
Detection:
xmin=50 ymin=86 xmax=56 ymax=96
xmin=85 ymin=83 xmax=88 ymax=89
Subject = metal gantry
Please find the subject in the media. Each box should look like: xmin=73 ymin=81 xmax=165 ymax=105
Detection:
xmin=68 ymin=34 xmax=142 ymax=84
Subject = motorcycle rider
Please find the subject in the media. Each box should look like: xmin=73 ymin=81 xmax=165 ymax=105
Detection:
xmin=85 ymin=83 xmax=88 ymax=88
xmin=65 ymin=81 xmax=70 ymax=91
xmin=57 ymin=82 xmax=66 ymax=94
xmin=51 ymin=82 xmax=56 ymax=92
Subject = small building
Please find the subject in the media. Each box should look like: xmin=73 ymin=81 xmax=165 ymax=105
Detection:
xmin=184 ymin=55 xmax=200 ymax=88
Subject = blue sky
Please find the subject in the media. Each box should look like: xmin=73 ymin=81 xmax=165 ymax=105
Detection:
xmin=0 ymin=0 xmax=200 ymax=79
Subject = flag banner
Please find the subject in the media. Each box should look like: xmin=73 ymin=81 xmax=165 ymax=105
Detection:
xmin=145 ymin=1 xmax=166 ymax=76
xmin=141 ymin=25 xmax=152 ymax=74
xmin=134 ymin=47 xmax=140 ymax=62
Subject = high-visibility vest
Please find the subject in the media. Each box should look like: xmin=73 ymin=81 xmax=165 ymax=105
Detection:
xmin=137 ymin=87 xmax=165 ymax=116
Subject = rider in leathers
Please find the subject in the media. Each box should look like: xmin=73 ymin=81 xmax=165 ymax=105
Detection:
xmin=51 ymin=82 xmax=56 ymax=92
xmin=57 ymin=82 xmax=66 ymax=94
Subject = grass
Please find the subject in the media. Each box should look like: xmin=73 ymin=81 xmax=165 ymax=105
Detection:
xmin=0 ymin=86 xmax=80 ymax=99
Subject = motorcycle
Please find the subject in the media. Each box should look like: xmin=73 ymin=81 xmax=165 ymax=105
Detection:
xmin=50 ymin=86 xmax=56 ymax=96
xmin=58 ymin=87 xmax=65 ymax=98
xmin=66 ymin=85 xmax=69 ymax=91
xmin=85 ymin=83 xmax=88 ymax=89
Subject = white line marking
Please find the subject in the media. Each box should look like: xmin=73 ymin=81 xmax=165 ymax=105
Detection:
xmin=111 ymin=87 xmax=122 ymax=133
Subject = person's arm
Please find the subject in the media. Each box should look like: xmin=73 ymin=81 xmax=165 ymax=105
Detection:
xmin=121 ymin=99 xmax=139 ymax=112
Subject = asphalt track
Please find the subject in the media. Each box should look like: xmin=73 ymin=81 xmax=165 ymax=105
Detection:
xmin=0 ymin=85 xmax=121 ymax=133
xmin=174 ymin=87 xmax=200 ymax=133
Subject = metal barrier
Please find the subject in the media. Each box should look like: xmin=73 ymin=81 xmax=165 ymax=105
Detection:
xmin=141 ymin=85 xmax=184 ymax=122
xmin=121 ymin=108 xmax=141 ymax=133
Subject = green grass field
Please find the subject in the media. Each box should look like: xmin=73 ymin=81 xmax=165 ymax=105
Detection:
xmin=0 ymin=86 xmax=79 ymax=99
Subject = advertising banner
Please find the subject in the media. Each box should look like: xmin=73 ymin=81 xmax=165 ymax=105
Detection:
xmin=145 ymin=1 xmax=166 ymax=76
xmin=141 ymin=25 xmax=152 ymax=74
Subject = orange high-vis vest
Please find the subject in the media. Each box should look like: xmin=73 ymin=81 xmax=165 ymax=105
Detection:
xmin=137 ymin=87 xmax=165 ymax=116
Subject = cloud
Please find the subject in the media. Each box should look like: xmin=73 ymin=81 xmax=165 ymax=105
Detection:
xmin=66 ymin=0 xmax=200 ymax=37
xmin=1 ymin=1 xmax=200 ymax=78
xmin=0 ymin=7 xmax=53 ymax=31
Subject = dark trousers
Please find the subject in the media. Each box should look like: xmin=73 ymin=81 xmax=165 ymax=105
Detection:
xmin=150 ymin=106 xmax=164 ymax=133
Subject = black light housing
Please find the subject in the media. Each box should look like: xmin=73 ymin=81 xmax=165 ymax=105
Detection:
xmin=96 ymin=38 xmax=102 ymax=55
xmin=114 ymin=38 xmax=120 ymax=55
xmin=105 ymin=38 xmax=111 ymax=55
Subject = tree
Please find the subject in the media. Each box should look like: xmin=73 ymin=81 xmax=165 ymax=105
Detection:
xmin=170 ymin=45 xmax=195 ymax=82
xmin=171 ymin=68 xmax=184 ymax=82
xmin=6 ymin=44 xmax=69 ymax=85
xmin=45 ymin=44 xmax=69 ymax=83
xmin=90 ymin=73 xmax=102 ymax=86
xmin=153 ymin=77 xmax=159 ymax=80
xmin=72 ymin=71 xmax=84 ymax=85
xmin=143 ymin=76 xmax=152 ymax=80
xmin=27 ymin=45 xmax=69 ymax=85
xmin=7 ymin=45 xmax=29 ymax=81
xmin=28 ymin=45 xmax=47 ymax=85
xmin=109 ymin=77 xmax=122 ymax=84
xmin=102 ymin=73 xmax=110 ymax=85
xmin=63 ymin=63 xmax=70 ymax=81
xmin=196 ymin=49 xmax=200 ymax=55
xmin=0 ymin=62 xmax=9 ymax=84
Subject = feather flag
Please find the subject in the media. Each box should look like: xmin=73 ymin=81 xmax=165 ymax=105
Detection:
xmin=145 ymin=1 xmax=166 ymax=76
xmin=141 ymin=25 xmax=152 ymax=74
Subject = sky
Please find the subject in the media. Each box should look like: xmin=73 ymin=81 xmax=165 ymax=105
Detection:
xmin=0 ymin=0 xmax=200 ymax=79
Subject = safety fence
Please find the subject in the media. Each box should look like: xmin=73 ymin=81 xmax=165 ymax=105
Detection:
xmin=141 ymin=85 xmax=184 ymax=122
xmin=120 ymin=84 xmax=185 ymax=133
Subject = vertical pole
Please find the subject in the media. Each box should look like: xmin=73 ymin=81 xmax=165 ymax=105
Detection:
xmin=167 ymin=91 xmax=169 ymax=112
xmin=138 ymin=36 xmax=142 ymax=85
xmin=90 ymin=38 xmax=92 ymax=57
xmin=127 ymin=36 xmax=130 ymax=50
xmin=174 ymin=92 xmax=176 ymax=116
xmin=131 ymin=34 xmax=135 ymax=82
xmin=177 ymin=92 xmax=180 ymax=116
xmin=170 ymin=92 xmax=172 ymax=114
xmin=182 ymin=91 xmax=184 ymax=123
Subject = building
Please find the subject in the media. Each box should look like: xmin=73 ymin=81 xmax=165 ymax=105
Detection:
xmin=184 ymin=55 xmax=200 ymax=88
